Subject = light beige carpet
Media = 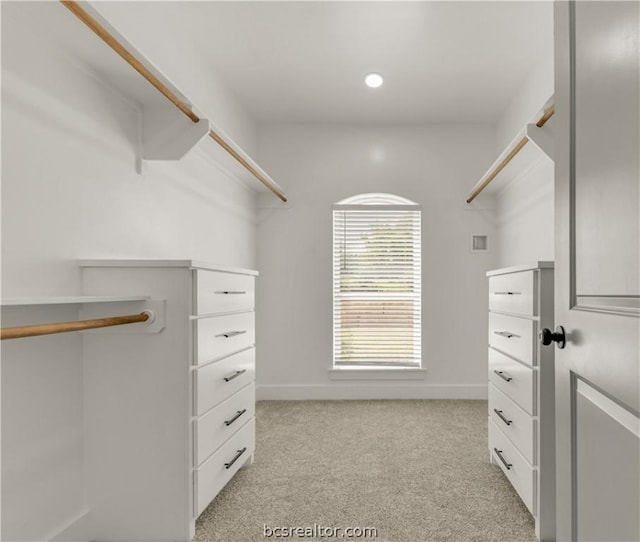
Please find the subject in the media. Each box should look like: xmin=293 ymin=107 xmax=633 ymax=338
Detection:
xmin=195 ymin=400 xmax=536 ymax=542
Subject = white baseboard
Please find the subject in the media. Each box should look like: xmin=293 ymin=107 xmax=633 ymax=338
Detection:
xmin=256 ymin=384 xmax=487 ymax=401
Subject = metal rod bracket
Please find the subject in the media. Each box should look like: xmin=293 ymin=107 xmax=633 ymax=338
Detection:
xmin=79 ymin=299 xmax=166 ymax=335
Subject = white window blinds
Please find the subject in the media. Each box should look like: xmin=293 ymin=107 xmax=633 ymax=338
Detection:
xmin=333 ymin=196 xmax=421 ymax=368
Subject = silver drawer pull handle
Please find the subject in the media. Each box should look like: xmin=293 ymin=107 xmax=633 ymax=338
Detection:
xmin=494 ymin=330 xmax=518 ymax=339
xmin=223 ymin=369 xmax=247 ymax=382
xmin=494 ymin=448 xmax=512 ymax=470
xmin=224 ymin=409 xmax=247 ymax=426
xmin=216 ymin=330 xmax=247 ymax=339
xmin=224 ymin=447 xmax=247 ymax=469
xmin=494 ymin=291 xmax=521 ymax=296
xmin=215 ymin=290 xmax=247 ymax=295
xmin=494 ymin=370 xmax=513 ymax=382
xmin=493 ymin=409 xmax=513 ymax=426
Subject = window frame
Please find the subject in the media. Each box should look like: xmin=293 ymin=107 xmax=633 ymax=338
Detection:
xmin=331 ymin=193 xmax=422 ymax=371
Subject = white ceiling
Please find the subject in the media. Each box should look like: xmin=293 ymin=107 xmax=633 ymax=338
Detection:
xmin=148 ymin=2 xmax=554 ymax=124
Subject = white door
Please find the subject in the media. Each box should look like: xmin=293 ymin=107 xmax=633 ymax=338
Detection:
xmin=553 ymin=2 xmax=639 ymax=541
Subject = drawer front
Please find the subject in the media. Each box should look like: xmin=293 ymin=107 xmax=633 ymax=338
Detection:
xmin=196 ymin=348 xmax=255 ymax=415
xmin=195 ymin=270 xmax=255 ymax=316
xmin=488 ymin=348 xmax=535 ymax=415
xmin=195 ymin=312 xmax=255 ymax=365
xmin=489 ymin=419 xmax=535 ymax=516
xmin=195 ymin=384 xmax=255 ymax=466
xmin=195 ymin=418 xmax=255 ymax=517
xmin=489 ymin=271 xmax=535 ymax=316
xmin=489 ymin=384 xmax=535 ymax=464
xmin=488 ymin=312 xmax=536 ymax=366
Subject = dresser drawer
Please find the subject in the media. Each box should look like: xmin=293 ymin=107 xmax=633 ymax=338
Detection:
xmin=489 ymin=384 xmax=535 ymax=464
xmin=195 ymin=418 xmax=255 ymax=517
xmin=489 ymin=419 xmax=535 ymax=515
xmin=194 ymin=270 xmax=255 ymax=316
xmin=195 ymin=384 xmax=255 ymax=466
xmin=488 ymin=312 xmax=536 ymax=366
xmin=195 ymin=312 xmax=255 ymax=365
xmin=195 ymin=348 xmax=255 ymax=415
xmin=489 ymin=271 xmax=535 ymax=316
xmin=489 ymin=348 xmax=535 ymax=415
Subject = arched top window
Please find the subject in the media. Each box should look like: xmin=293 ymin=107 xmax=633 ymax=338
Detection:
xmin=335 ymin=193 xmax=418 ymax=206
xmin=332 ymin=193 xmax=422 ymax=368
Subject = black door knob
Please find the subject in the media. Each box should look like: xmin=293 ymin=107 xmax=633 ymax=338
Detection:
xmin=539 ymin=326 xmax=566 ymax=349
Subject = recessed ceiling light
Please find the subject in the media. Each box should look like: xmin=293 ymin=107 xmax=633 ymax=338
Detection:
xmin=364 ymin=73 xmax=384 ymax=88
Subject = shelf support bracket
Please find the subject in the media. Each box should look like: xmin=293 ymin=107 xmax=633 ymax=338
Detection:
xmin=139 ymin=106 xmax=211 ymax=172
xmin=79 ymin=299 xmax=166 ymax=334
xmin=525 ymin=123 xmax=554 ymax=162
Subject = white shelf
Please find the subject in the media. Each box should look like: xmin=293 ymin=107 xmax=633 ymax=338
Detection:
xmin=4 ymin=1 xmax=182 ymax=117
xmin=3 ymin=1 xmax=287 ymax=201
xmin=1 ymin=296 xmax=150 ymax=307
xmin=79 ymin=259 xmax=259 ymax=275
xmin=467 ymin=97 xmax=554 ymax=202
xmin=486 ymin=261 xmax=554 ymax=277
xmin=471 ymin=132 xmax=547 ymax=196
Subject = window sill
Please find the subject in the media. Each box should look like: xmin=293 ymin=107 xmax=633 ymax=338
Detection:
xmin=328 ymin=368 xmax=426 ymax=381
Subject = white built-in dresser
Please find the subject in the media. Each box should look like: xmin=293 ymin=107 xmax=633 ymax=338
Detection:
xmin=486 ymin=262 xmax=555 ymax=541
xmin=80 ymin=260 xmax=257 ymax=542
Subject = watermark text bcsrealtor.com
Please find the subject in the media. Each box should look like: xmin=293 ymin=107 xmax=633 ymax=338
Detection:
xmin=263 ymin=524 xmax=378 ymax=539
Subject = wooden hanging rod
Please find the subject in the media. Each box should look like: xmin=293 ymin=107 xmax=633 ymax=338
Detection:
xmin=536 ymin=104 xmax=555 ymax=128
xmin=60 ymin=0 xmax=288 ymax=203
xmin=207 ymin=131 xmax=287 ymax=202
xmin=466 ymin=104 xmax=555 ymax=204
xmin=0 ymin=312 xmax=150 ymax=340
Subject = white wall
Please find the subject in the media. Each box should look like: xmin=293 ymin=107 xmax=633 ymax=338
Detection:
xmin=255 ymin=123 xmax=497 ymax=400
xmin=1 ymin=4 xmax=258 ymax=539
xmin=492 ymin=43 xmax=555 ymax=269
xmin=495 ymin=157 xmax=555 ymax=268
